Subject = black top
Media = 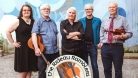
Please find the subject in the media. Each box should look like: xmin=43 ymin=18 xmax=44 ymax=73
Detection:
xmin=60 ymin=19 xmax=84 ymax=53
xmin=15 ymin=18 xmax=34 ymax=42
xmin=85 ymin=18 xmax=94 ymax=42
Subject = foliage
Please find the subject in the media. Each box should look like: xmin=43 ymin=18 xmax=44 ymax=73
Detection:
xmin=0 ymin=33 xmax=4 ymax=46
xmin=125 ymin=47 xmax=138 ymax=53
xmin=4 ymin=40 xmax=8 ymax=52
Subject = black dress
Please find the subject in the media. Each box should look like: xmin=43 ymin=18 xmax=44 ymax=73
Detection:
xmin=14 ymin=18 xmax=38 ymax=72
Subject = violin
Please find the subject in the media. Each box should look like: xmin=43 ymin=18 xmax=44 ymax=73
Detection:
xmin=58 ymin=62 xmax=71 ymax=78
xmin=58 ymin=62 xmax=80 ymax=78
xmin=28 ymin=35 xmax=50 ymax=66
xmin=104 ymin=29 xmax=126 ymax=35
xmin=28 ymin=35 xmax=45 ymax=52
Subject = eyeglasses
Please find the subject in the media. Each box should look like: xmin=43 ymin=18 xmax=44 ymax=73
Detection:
xmin=85 ymin=8 xmax=93 ymax=11
xmin=109 ymin=7 xmax=117 ymax=9
xmin=41 ymin=8 xmax=50 ymax=11
xmin=23 ymin=10 xmax=30 ymax=11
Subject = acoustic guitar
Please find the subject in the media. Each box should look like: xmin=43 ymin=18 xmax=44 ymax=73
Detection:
xmin=28 ymin=35 xmax=50 ymax=66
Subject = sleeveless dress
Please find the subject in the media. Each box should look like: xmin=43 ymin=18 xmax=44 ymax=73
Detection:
xmin=14 ymin=18 xmax=38 ymax=72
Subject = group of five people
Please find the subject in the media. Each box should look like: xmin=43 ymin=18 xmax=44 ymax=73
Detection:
xmin=6 ymin=1 xmax=132 ymax=78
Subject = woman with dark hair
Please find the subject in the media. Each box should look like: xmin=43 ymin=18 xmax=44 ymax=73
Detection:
xmin=6 ymin=4 xmax=38 ymax=78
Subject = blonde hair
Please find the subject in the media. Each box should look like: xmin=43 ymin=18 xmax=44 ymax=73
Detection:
xmin=40 ymin=3 xmax=51 ymax=10
xmin=65 ymin=7 xmax=78 ymax=22
xmin=84 ymin=3 xmax=93 ymax=10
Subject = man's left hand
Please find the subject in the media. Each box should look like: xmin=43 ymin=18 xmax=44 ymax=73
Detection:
xmin=113 ymin=35 xmax=122 ymax=40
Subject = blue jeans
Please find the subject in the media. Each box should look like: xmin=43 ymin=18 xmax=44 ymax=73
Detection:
xmin=82 ymin=44 xmax=99 ymax=78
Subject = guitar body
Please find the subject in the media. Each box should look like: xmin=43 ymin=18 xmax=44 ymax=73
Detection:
xmin=28 ymin=35 xmax=45 ymax=52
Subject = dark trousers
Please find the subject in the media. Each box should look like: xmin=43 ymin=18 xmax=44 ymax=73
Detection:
xmin=82 ymin=44 xmax=99 ymax=78
xmin=38 ymin=52 xmax=59 ymax=78
xmin=101 ymin=44 xmax=124 ymax=78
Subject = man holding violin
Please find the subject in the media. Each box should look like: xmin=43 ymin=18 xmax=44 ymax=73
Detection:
xmin=31 ymin=3 xmax=59 ymax=78
xmin=98 ymin=1 xmax=133 ymax=78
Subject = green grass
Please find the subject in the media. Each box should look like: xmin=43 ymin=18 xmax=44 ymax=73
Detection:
xmin=125 ymin=47 xmax=138 ymax=53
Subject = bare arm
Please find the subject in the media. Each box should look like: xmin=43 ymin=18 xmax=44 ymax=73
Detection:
xmin=6 ymin=19 xmax=20 ymax=48
xmin=32 ymin=33 xmax=41 ymax=56
xmin=31 ymin=33 xmax=39 ymax=49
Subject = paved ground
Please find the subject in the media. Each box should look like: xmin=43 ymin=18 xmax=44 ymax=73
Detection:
xmin=0 ymin=54 xmax=138 ymax=78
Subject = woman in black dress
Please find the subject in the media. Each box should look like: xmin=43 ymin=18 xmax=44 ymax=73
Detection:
xmin=6 ymin=4 xmax=38 ymax=78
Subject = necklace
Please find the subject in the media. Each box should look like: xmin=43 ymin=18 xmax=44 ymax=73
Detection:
xmin=25 ymin=19 xmax=31 ymax=25
xmin=26 ymin=20 xmax=30 ymax=23
xmin=22 ymin=17 xmax=31 ymax=24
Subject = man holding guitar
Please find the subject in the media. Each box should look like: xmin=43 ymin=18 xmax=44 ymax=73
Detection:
xmin=98 ymin=1 xmax=133 ymax=78
xmin=31 ymin=3 xmax=59 ymax=78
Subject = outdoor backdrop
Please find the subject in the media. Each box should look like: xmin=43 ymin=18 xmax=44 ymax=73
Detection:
xmin=0 ymin=0 xmax=138 ymax=53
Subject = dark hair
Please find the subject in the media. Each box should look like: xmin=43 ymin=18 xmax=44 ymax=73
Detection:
xmin=18 ymin=4 xmax=34 ymax=20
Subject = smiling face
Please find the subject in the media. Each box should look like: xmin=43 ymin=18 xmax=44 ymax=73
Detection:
xmin=108 ymin=2 xmax=118 ymax=16
xmin=85 ymin=4 xmax=93 ymax=16
xmin=22 ymin=6 xmax=31 ymax=18
xmin=40 ymin=5 xmax=50 ymax=17
xmin=67 ymin=8 xmax=76 ymax=21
